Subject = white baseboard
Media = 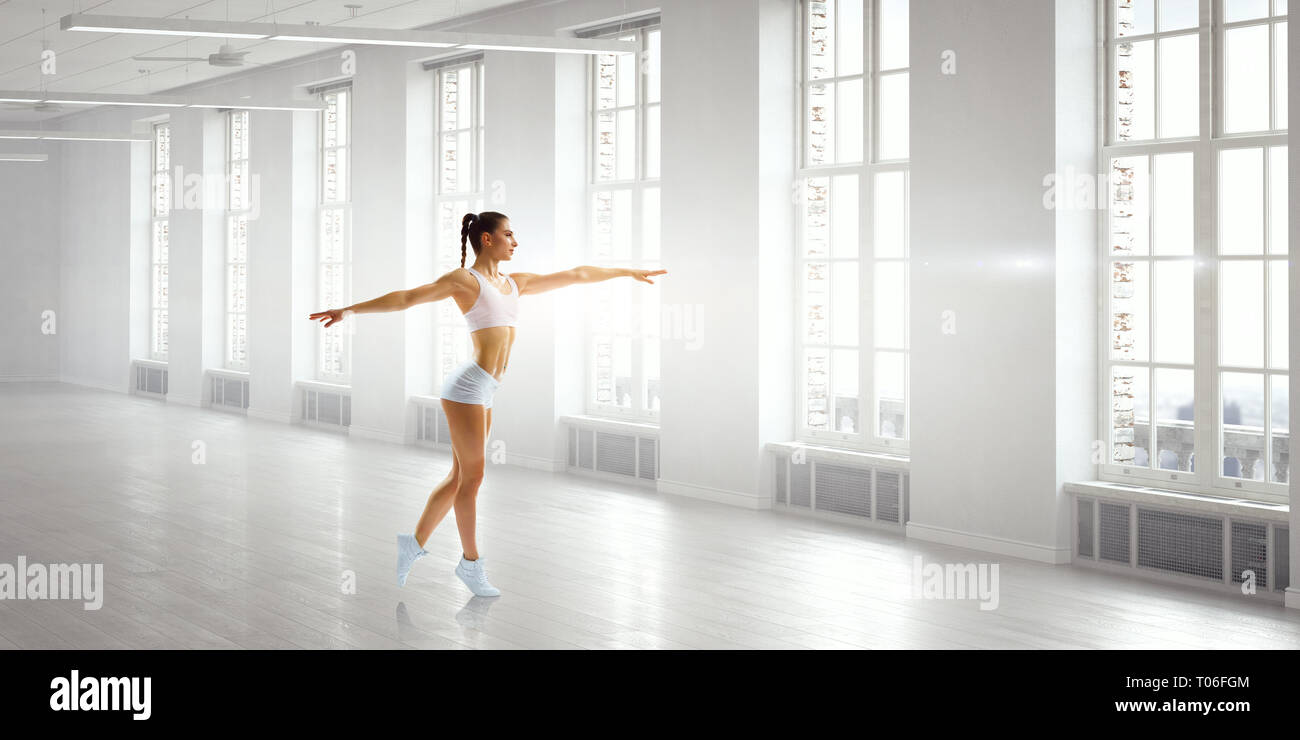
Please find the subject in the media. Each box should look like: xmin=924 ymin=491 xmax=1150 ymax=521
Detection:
xmin=247 ymin=407 xmax=294 ymax=424
xmin=657 ymin=478 xmax=767 ymax=509
xmin=59 ymin=375 xmax=126 ymax=394
xmin=0 ymin=374 xmax=58 ymax=382
xmin=905 ymin=521 xmax=1072 ymax=564
xmin=503 ymin=453 xmax=566 ymax=472
xmin=349 ymin=424 xmax=406 ymax=445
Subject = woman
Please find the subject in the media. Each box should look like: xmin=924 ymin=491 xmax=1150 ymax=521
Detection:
xmin=309 ymin=211 xmax=665 ymax=597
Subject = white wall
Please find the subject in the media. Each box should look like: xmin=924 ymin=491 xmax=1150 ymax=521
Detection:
xmin=0 ymin=141 xmax=60 ymax=381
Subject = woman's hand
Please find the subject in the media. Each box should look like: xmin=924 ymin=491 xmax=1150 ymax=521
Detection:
xmin=632 ymin=269 xmax=667 ymax=284
xmin=308 ymin=308 xmax=348 ymax=328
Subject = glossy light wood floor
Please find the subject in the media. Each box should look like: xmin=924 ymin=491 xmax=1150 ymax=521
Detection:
xmin=2 ymin=382 xmax=1299 ymax=650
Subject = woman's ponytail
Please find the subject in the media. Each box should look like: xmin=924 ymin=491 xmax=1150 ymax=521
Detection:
xmin=460 ymin=213 xmax=476 ymax=268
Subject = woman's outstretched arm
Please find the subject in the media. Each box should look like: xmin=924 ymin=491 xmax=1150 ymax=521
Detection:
xmin=514 ymin=266 xmax=666 ymax=296
xmin=309 ymin=270 xmax=470 ymax=327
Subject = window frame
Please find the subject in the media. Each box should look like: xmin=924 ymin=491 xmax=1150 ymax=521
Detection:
xmin=794 ymin=0 xmax=911 ymax=454
xmin=317 ymin=87 xmax=353 ymax=384
xmin=149 ymin=120 xmax=171 ymax=362
xmin=432 ymin=57 xmax=486 ymax=391
xmin=225 ymin=109 xmax=250 ymax=371
xmin=583 ymin=22 xmax=662 ymax=422
xmin=1097 ymin=0 xmax=1289 ymax=504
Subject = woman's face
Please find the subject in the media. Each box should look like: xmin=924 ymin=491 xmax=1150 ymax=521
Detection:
xmin=481 ymin=220 xmax=517 ymax=261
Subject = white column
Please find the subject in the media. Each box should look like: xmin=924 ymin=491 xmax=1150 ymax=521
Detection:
xmin=656 ymin=0 xmax=795 ymax=507
xmin=908 ymin=0 xmax=1096 ymax=563
xmin=1286 ymin=12 xmax=1298 ymax=610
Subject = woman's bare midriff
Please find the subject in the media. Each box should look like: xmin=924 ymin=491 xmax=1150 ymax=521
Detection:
xmin=470 ymin=326 xmax=515 ymax=380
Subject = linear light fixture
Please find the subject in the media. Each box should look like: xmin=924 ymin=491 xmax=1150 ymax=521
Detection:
xmin=0 ymin=129 xmax=159 ymax=142
xmin=0 ymin=90 xmax=323 ymax=112
xmin=0 ymin=153 xmax=49 ymax=162
xmin=61 ymin=13 xmax=638 ymax=55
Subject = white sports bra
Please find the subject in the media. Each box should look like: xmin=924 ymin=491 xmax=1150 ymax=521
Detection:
xmin=461 ymin=266 xmax=519 ymax=331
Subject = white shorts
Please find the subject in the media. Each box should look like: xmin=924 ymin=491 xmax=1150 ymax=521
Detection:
xmin=440 ymin=360 xmax=500 ymax=408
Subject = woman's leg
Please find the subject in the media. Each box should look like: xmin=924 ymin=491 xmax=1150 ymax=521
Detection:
xmin=453 ymin=406 xmax=491 ymax=560
xmin=441 ymin=399 xmax=488 ymax=560
xmin=413 ymin=451 xmax=461 ymax=549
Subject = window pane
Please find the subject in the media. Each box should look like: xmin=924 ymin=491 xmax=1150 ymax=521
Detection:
xmin=617 ymin=109 xmax=635 ymax=180
xmin=831 ymin=174 xmax=859 ymax=258
xmin=804 ymin=262 xmax=829 ymax=344
xmin=1111 ymin=365 xmax=1148 ymax=464
xmin=612 ymin=336 xmax=633 ymax=408
xmin=645 ymin=335 xmax=660 ymax=413
xmin=1111 ymin=155 xmax=1141 ymax=257
xmin=1112 ymin=260 xmax=1150 ymax=361
xmin=616 ymin=47 xmax=635 ymax=108
xmin=808 ymin=82 xmax=835 ymax=165
xmin=874 ymin=171 xmax=906 ymax=258
xmin=595 ymin=54 xmax=618 ymax=110
xmin=595 ymin=111 xmax=616 ymax=181
xmin=808 ymin=0 xmax=834 ymax=80
xmin=805 ymin=348 xmax=829 ymax=429
xmin=876 ymin=351 xmax=905 ymax=438
xmin=1268 ymin=146 xmax=1287 ymax=254
xmin=1157 ymin=0 xmax=1198 ymax=30
xmin=1225 ymin=25 xmax=1270 ymax=133
xmin=1115 ymin=39 xmax=1154 ymax=141
xmin=831 ymin=262 xmax=858 ymax=345
xmin=1269 ymin=261 xmax=1288 ymax=369
xmin=1152 ymin=152 xmax=1192 ymax=255
xmin=1220 ymin=260 xmax=1264 ymax=368
xmin=875 ymin=261 xmax=905 ymax=349
xmin=1154 ymin=259 xmax=1193 ymax=364
xmin=878 ymin=0 xmax=909 ymax=70
xmin=645 ymin=105 xmax=660 ymax=179
xmin=1271 ymin=377 xmax=1289 ymax=483
xmin=1116 ymin=0 xmax=1155 ymax=37
xmin=837 ymin=78 xmax=864 ymax=162
xmin=646 ymin=30 xmax=661 ymax=104
xmin=1275 ymin=23 xmax=1287 ymax=129
xmin=1222 ymin=372 xmax=1265 ymax=480
xmin=877 ymin=73 xmax=908 ymax=160
xmin=592 ymin=189 xmax=632 ymax=260
xmin=833 ymin=349 xmax=859 ymax=433
xmin=1219 ymin=147 xmax=1264 ymax=255
xmin=228 ymin=215 xmax=247 ymax=263
xmin=804 ymin=177 xmax=830 ymax=258
xmin=1154 ymin=367 xmax=1194 ymax=471
xmin=1225 ymin=0 xmax=1270 ymax=22
xmin=642 ymin=187 xmax=660 ymax=261
xmin=1157 ymin=34 xmax=1198 ymax=138
xmin=837 ymin=0 xmax=864 ymax=77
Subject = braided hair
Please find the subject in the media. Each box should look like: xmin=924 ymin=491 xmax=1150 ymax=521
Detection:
xmin=459 ymin=211 xmax=508 ymax=268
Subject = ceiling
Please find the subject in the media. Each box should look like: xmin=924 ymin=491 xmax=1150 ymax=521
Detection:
xmin=0 ymin=0 xmax=524 ymax=122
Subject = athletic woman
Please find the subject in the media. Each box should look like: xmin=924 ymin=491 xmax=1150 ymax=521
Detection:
xmin=309 ymin=211 xmax=665 ymax=596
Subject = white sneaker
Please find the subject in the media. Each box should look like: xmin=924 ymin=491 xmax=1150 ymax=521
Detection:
xmin=396 ymin=534 xmax=428 ymax=587
xmin=455 ymin=555 xmax=501 ymax=597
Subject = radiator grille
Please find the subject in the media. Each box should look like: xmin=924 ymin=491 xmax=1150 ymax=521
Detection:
xmin=1274 ymin=526 xmax=1289 ymax=592
xmin=876 ymin=470 xmax=901 ymax=523
xmin=774 ymin=457 xmax=787 ymax=504
xmin=577 ymin=429 xmax=594 ymax=470
xmin=596 ymin=432 xmax=636 ymax=476
xmin=814 ymin=463 xmax=871 ymax=518
xmin=417 ymin=404 xmax=450 ymax=444
xmin=789 ymin=459 xmax=811 ymax=508
xmin=1098 ymin=501 xmax=1131 ymax=564
xmin=638 ymin=438 xmax=658 ymax=480
xmin=302 ymin=389 xmax=351 ymax=428
xmin=1230 ymin=520 xmax=1268 ymax=586
xmin=1136 ymin=508 xmax=1223 ymax=581
xmin=1078 ymin=498 xmax=1095 ymax=559
xmin=210 ymin=376 xmax=249 ymax=410
xmin=134 ymin=365 xmax=168 ymax=396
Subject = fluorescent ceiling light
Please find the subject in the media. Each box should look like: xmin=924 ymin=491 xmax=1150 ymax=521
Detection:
xmin=61 ymin=13 xmax=638 ymax=55
xmin=0 ymin=90 xmax=322 ymax=112
xmin=61 ymin=13 xmax=268 ymax=39
xmin=0 ymin=154 xmax=49 ymax=162
xmin=0 ymin=129 xmax=156 ymax=142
